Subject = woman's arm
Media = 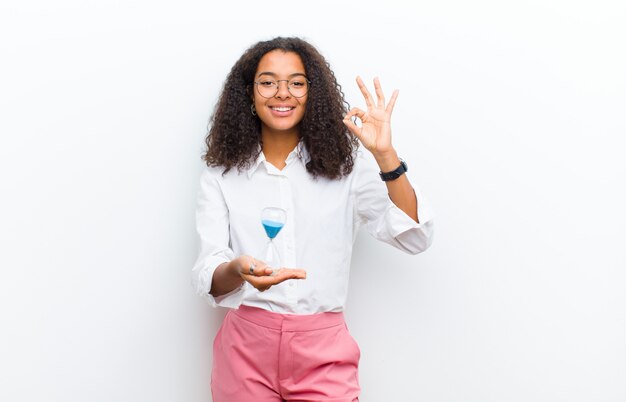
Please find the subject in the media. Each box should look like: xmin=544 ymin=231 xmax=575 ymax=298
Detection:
xmin=209 ymin=259 xmax=246 ymax=297
xmin=374 ymin=149 xmax=419 ymax=223
xmin=343 ymin=76 xmax=419 ymax=223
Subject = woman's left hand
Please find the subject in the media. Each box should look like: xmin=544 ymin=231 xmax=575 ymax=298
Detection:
xmin=343 ymin=76 xmax=399 ymax=159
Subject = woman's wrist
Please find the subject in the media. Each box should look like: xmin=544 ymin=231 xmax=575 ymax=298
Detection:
xmin=230 ymin=257 xmax=245 ymax=277
xmin=210 ymin=260 xmax=244 ymax=297
xmin=373 ymin=148 xmax=400 ymax=171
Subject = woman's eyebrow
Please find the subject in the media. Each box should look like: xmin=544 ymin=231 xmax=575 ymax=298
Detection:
xmin=256 ymin=72 xmax=307 ymax=78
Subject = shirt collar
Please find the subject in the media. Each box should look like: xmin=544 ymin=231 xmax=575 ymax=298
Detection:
xmin=246 ymin=146 xmax=266 ymax=179
xmin=247 ymin=140 xmax=310 ymax=179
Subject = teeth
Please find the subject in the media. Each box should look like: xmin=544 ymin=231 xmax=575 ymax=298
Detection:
xmin=271 ymin=107 xmax=293 ymax=112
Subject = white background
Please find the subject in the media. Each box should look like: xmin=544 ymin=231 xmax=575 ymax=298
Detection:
xmin=1 ymin=1 xmax=625 ymax=401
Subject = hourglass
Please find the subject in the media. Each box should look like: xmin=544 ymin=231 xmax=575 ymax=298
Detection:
xmin=261 ymin=207 xmax=286 ymax=270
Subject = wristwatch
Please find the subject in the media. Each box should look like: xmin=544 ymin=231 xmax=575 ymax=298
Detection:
xmin=379 ymin=159 xmax=408 ymax=181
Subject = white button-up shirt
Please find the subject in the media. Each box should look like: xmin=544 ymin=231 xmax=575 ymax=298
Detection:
xmin=192 ymin=142 xmax=434 ymax=314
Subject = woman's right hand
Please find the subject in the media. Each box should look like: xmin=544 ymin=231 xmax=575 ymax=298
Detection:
xmin=235 ymin=255 xmax=307 ymax=292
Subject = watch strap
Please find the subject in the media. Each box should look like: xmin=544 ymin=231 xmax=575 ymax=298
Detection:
xmin=379 ymin=159 xmax=407 ymax=181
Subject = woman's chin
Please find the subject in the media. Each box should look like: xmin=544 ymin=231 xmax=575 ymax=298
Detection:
xmin=261 ymin=121 xmax=302 ymax=135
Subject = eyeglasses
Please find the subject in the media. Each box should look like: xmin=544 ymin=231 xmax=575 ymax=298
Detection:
xmin=253 ymin=78 xmax=310 ymax=98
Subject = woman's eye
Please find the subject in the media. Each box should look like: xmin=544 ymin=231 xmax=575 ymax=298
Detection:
xmin=260 ymin=81 xmax=275 ymax=87
xmin=291 ymin=81 xmax=305 ymax=87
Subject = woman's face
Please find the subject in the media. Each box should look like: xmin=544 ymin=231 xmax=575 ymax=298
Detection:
xmin=253 ymin=50 xmax=308 ymax=135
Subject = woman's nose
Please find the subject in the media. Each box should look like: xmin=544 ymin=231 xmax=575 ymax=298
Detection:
xmin=275 ymin=80 xmax=291 ymax=99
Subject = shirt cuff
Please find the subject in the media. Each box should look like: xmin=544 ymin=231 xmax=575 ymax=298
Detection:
xmin=211 ymin=282 xmax=246 ymax=308
xmin=382 ymin=188 xmax=435 ymax=254
xmin=192 ymin=255 xmax=246 ymax=308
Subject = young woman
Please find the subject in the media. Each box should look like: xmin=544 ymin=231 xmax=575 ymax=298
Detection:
xmin=192 ymin=37 xmax=434 ymax=402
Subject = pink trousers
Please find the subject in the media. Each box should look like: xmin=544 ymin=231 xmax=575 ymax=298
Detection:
xmin=211 ymin=305 xmax=361 ymax=402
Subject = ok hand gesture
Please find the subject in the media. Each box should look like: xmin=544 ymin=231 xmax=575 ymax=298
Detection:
xmin=343 ymin=76 xmax=399 ymax=159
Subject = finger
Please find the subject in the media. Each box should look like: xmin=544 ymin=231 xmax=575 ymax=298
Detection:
xmin=253 ymin=261 xmax=274 ymax=276
xmin=275 ymin=268 xmax=307 ymax=280
xmin=356 ymin=76 xmax=374 ymax=108
xmin=241 ymin=258 xmax=255 ymax=275
xmin=343 ymin=117 xmax=361 ymax=138
xmin=386 ymin=89 xmax=399 ymax=115
xmin=344 ymin=108 xmax=366 ymax=137
xmin=243 ymin=268 xmax=306 ymax=291
xmin=244 ymin=259 xmax=273 ymax=277
xmin=250 ymin=268 xmax=306 ymax=285
xmin=241 ymin=274 xmax=278 ymax=291
xmin=345 ymin=107 xmax=367 ymax=121
xmin=373 ymin=77 xmax=385 ymax=108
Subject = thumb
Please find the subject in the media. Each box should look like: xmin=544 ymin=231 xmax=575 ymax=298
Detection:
xmin=343 ymin=116 xmax=361 ymax=139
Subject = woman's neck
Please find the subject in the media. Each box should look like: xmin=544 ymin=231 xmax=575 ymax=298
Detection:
xmin=261 ymin=128 xmax=300 ymax=170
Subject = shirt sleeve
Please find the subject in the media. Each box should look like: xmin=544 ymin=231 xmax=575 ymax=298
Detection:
xmin=191 ymin=167 xmax=245 ymax=308
xmin=352 ymin=150 xmax=435 ymax=254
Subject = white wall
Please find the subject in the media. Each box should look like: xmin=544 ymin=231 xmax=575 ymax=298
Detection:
xmin=1 ymin=1 xmax=624 ymax=401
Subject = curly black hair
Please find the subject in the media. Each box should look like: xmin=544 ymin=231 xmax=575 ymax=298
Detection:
xmin=203 ymin=37 xmax=358 ymax=179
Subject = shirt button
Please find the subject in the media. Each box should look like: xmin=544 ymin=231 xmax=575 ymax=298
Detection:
xmin=288 ymin=282 xmax=295 ymax=287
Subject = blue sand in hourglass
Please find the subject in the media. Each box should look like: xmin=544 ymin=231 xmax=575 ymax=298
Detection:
xmin=262 ymin=219 xmax=284 ymax=239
